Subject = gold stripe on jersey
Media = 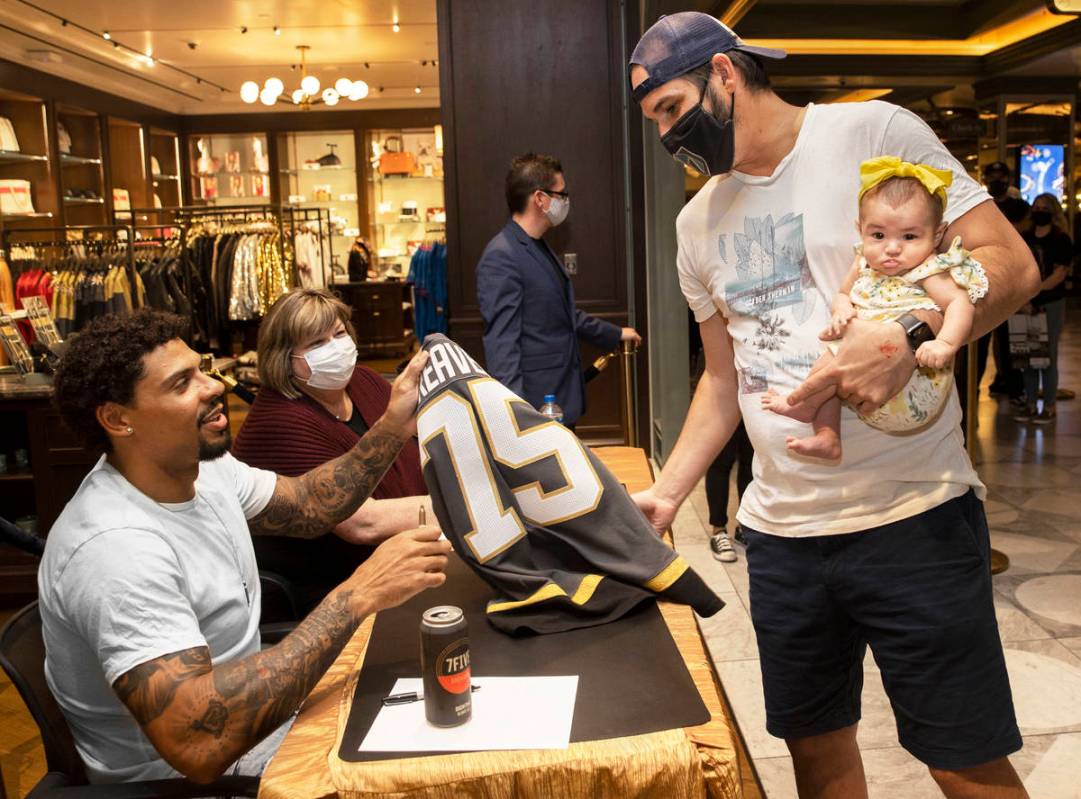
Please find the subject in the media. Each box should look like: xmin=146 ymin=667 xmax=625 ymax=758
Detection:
xmin=571 ymin=573 xmax=605 ymax=605
xmin=487 ymin=582 xmax=567 ymax=613
xmin=643 ymin=556 xmax=689 ymax=593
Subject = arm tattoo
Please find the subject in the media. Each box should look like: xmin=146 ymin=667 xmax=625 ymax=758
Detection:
xmin=112 ymin=590 xmax=360 ymax=780
xmin=248 ymin=421 xmax=406 ymax=538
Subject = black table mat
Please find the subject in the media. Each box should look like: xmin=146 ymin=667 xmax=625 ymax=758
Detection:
xmin=338 ymin=555 xmax=711 ymax=762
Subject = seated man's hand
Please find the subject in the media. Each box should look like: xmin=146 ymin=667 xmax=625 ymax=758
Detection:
xmin=632 ymin=488 xmax=678 ymax=536
xmin=349 ymin=526 xmax=451 ymax=614
xmin=788 ymin=318 xmax=917 ymax=417
xmin=382 ymin=349 xmax=429 ymax=437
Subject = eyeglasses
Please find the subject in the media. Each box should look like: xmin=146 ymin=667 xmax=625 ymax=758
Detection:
xmin=541 ymin=188 xmax=569 ymax=199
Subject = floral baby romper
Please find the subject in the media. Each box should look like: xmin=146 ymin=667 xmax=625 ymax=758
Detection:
xmin=835 ymin=236 xmax=988 ymax=432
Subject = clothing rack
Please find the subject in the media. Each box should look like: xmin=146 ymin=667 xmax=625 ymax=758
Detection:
xmin=2 ymin=223 xmax=137 ymax=296
xmin=281 ymin=205 xmax=334 ymax=288
xmin=2 ymin=224 xmax=141 ymax=339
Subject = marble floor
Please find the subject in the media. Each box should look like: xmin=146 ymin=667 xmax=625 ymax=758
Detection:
xmin=677 ymin=306 xmax=1081 ymax=798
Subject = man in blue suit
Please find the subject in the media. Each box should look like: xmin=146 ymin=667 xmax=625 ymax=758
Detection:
xmin=476 ymin=153 xmax=640 ymax=427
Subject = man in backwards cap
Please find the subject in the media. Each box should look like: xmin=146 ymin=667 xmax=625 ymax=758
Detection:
xmin=629 ymin=12 xmax=1036 ymax=798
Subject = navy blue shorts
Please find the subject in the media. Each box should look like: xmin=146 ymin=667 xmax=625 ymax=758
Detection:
xmin=743 ymin=490 xmax=1021 ymax=770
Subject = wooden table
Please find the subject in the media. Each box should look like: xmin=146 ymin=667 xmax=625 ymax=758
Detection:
xmin=258 ymin=447 xmax=742 ymax=799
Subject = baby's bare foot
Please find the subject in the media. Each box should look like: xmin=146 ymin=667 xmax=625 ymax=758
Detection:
xmin=763 ymin=389 xmax=817 ymax=423
xmin=785 ymin=431 xmax=841 ymax=461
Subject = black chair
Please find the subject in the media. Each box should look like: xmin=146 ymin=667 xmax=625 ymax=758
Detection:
xmin=0 ymin=602 xmax=260 ymax=798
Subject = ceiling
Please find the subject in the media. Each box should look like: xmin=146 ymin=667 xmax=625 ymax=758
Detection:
xmin=673 ymin=0 xmax=1081 ymax=109
xmin=0 ymin=0 xmax=440 ymax=114
xmin=0 ymin=1 xmax=1078 ymax=118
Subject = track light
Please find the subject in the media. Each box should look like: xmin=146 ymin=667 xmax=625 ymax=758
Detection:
xmin=102 ymin=31 xmax=111 ymax=40
xmin=240 ymin=26 xmax=248 ymax=34
xmin=392 ymin=22 xmax=400 ymax=32
xmin=274 ymin=26 xmax=281 ymax=36
xmin=60 ymin=19 xmax=68 ymax=27
xmin=414 ymin=86 xmax=422 ymax=94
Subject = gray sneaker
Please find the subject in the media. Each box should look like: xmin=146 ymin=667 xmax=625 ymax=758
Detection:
xmin=709 ymin=530 xmax=737 ymax=562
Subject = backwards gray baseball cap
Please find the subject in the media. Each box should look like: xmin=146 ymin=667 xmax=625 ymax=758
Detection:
xmin=629 ymin=12 xmax=786 ymax=103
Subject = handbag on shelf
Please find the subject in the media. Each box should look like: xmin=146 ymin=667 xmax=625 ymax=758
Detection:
xmin=379 ymin=151 xmax=416 ymax=176
xmin=0 ymin=179 xmax=35 ymax=215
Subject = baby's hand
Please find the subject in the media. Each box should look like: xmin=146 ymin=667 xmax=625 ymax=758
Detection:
xmin=915 ymin=339 xmax=956 ymax=369
xmin=821 ymin=305 xmax=857 ymax=340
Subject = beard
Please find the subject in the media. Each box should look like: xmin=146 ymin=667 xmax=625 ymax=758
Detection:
xmin=197 ymin=399 xmax=231 ymax=461
xmin=198 ymin=429 xmax=231 ymax=461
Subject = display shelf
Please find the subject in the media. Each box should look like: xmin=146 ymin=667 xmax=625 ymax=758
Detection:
xmin=280 ymin=165 xmax=347 ymax=174
xmin=63 ymin=197 xmax=104 ymax=205
xmin=0 ymin=150 xmax=47 ymax=164
xmin=60 ymin=154 xmax=102 ymax=166
xmin=0 ymin=92 xmax=58 ymax=224
xmin=152 ymin=173 xmax=180 ymax=180
xmin=0 ymin=472 xmax=33 ymax=482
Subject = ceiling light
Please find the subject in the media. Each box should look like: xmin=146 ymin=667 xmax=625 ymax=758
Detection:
xmin=240 ymin=81 xmax=260 ymax=103
xmin=274 ymin=26 xmax=281 ymax=36
xmin=322 ymin=88 xmax=339 ymax=104
xmin=240 ymin=26 xmax=248 ymax=34
xmin=348 ymin=80 xmax=369 ymax=100
xmin=414 ymin=85 xmax=421 ymax=94
xmin=292 ymin=88 xmax=304 ymax=104
xmin=301 ymin=74 xmax=320 ymax=95
xmin=335 ymin=77 xmax=353 ymax=95
xmin=144 ymin=53 xmax=154 ymax=66
xmin=393 ymin=22 xmax=400 ymax=32
xmin=259 ymin=88 xmax=277 ymax=106
xmin=102 ymin=31 xmax=110 ymax=40
xmin=264 ymin=76 xmax=284 ymax=97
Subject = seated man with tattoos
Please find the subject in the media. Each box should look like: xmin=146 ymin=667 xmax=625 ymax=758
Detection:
xmin=39 ymin=309 xmax=450 ymax=784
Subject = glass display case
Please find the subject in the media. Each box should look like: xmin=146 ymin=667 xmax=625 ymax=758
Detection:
xmin=366 ymin=126 xmax=445 ymax=279
xmin=188 ymin=132 xmax=270 ymax=206
xmin=0 ymin=89 xmax=56 ymax=226
xmin=277 ymin=130 xmax=358 ymax=275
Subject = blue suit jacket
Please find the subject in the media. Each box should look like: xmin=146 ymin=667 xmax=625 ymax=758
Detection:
xmin=476 ymin=220 xmax=621 ymax=424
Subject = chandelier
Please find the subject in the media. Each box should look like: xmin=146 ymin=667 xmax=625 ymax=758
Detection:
xmin=239 ymin=45 xmax=369 ymax=109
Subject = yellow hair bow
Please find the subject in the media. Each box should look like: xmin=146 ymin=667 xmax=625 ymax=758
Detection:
xmin=859 ymin=156 xmax=953 ymax=211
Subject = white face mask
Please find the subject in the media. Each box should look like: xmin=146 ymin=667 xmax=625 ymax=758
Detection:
xmin=294 ymin=334 xmax=357 ymax=390
xmin=544 ymin=194 xmax=569 ymax=227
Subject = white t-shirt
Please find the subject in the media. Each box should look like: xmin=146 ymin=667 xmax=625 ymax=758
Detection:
xmin=676 ymin=101 xmax=987 ymax=537
xmin=38 ymin=452 xmax=276 ymax=783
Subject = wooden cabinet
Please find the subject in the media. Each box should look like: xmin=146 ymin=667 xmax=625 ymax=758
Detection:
xmin=333 ymin=281 xmax=413 ymax=357
xmin=0 ymin=382 xmax=98 ymax=601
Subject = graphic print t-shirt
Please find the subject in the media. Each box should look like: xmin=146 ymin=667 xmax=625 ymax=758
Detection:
xmin=677 ymin=101 xmax=987 ymax=537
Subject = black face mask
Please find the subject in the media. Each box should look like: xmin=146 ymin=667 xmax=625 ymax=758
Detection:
xmin=1031 ymin=210 xmax=1052 ymax=227
xmin=661 ymin=84 xmax=735 ymax=176
xmin=987 ymin=179 xmax=1010 ymax=198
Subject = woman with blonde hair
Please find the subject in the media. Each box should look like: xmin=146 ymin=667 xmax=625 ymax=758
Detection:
xmin=1014 ymin=192 xmax=1071 ymax=424
xmin=233 ymin=288 xmax=430 ymax=610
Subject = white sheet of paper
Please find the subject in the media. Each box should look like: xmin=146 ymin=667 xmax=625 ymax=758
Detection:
xmin=358 ymin=675 xmax=578 ymax=752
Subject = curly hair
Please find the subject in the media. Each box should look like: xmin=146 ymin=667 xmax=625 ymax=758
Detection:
xmin=54 ymin=310 xmax=188 ymax=453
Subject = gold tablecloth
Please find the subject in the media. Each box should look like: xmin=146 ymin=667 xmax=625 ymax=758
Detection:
xmin=258 ymin=447 xmax=742 ymax=799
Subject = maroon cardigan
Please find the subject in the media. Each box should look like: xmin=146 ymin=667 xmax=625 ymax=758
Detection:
xmin=232 ymin=365 xmax=427 ymax=498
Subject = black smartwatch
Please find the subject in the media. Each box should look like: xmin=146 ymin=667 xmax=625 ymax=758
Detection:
xmin=894 ymin=313 xmax=935 ymax=353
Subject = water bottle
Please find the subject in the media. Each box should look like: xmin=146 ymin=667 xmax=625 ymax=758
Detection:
xmin=538 ymin=393 xmax=564 ymax=424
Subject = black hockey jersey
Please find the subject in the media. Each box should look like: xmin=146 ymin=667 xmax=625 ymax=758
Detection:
xmin=416 ymin=334 xmax=724 ymax=634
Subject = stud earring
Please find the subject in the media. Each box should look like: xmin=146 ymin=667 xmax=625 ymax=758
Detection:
xmin=126 ymin=427 xmax=134 ymax=434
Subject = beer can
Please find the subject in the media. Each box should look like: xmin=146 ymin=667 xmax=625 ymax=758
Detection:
xmin=420 ymin=605 xmax=472 ymax=727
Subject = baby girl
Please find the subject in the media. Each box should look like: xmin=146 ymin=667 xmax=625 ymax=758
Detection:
xmin=762 ymin=156 xmax=987 ymax=459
